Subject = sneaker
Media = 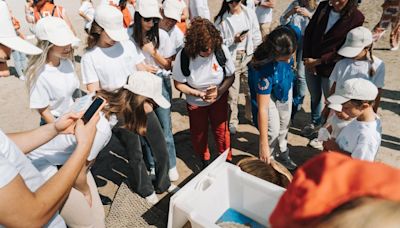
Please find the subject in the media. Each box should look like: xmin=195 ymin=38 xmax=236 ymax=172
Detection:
xmin=168 ymin=167 xmax=179 ymax=182
xmin=309 ymin=138 xmax=324 ymax=150
xmin=390 ymin=45 xmax=399 ymax=51
xmin=229 ymin=124 xmax=237 ymax=134
xmin=301 ymin=124 xmax=320 ymax=137
xmin=167 ymin=184 xmax=180 ymax=194
xmin=275 ymin=150 xmax=297 ymax=171
xmin=145 ymin=192 xmax=159 ymax=204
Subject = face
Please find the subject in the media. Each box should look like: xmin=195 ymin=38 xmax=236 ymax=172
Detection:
xmin=99 ymin=31 xmax=116 ymax=47
xmin=329 ymin=0 xmax=349 ymax=12
xmin=227 ymin=0 xmax=241 ymax=11
xmin=334 ymin=110 xmax=351 ymax=120
xmin=141 ymin=17 xmax=158 ymax=32
xmin=199 ymin=47 xmax=213 ymax=57
xmin=160 ymin=17 xmax=177 ymax=32
xmin=49 ymin=44 xmax=72 ymax=59
xmin=341 ymin=100 xmax=366 ymax=118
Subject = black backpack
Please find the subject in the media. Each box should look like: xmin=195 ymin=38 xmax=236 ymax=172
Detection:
xmin=180 ymin=47 xmax=227 ymax=77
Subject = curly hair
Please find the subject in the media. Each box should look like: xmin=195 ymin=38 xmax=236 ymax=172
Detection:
xmin=184 ymin=17 xmax=223 ymax=59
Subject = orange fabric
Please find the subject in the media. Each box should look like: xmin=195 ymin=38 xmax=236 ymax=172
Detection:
xmin=121 ymin=7 xmax=132 ymax=28
xmin=177 ymin=21 xmax=187 ymax=34
xmin=33 ymin=2 xmax=63 ymax=22
xmin=269 ymin=152 xmax=400 ymax=228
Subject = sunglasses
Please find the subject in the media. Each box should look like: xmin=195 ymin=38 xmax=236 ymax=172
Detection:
xmin=143 ymin=17 xmax=160 ymax=23
xmin=227 ymin=0 xmax=241 ymax=4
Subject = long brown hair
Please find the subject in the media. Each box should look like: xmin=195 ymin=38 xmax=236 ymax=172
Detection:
xmin=86 ymin=21 xmax=104 ymax=50
xmin=96 ymin=88 xmax=148 ymax=135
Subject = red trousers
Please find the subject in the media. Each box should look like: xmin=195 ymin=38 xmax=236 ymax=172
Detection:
xmin=187 ymin=93 xmax=232 ymax=161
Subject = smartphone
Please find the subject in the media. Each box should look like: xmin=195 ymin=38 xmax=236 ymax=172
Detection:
xmin=240 ymin=30 xmax=249 ymax=36
xmin=82 ymin=97 xmax=105 ymax=124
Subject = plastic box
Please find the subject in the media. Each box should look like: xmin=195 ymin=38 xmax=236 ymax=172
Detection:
xmin=168 ymin=151 xmax=285 ymax=228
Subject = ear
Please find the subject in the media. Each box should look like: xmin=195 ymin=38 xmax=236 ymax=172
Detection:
xmin=361 ymin=102 xmax=370 ymax=110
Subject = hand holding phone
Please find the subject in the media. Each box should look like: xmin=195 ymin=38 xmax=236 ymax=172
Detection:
xmin=240 ymin=30 xmax=249 ymax=36
xmin=82 ymin=97 xmax=105 ymax=124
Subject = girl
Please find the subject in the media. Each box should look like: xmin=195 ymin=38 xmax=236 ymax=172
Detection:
xmin=79 ymin=0 xmax=95 ymax=33
xmin=133 ymin=0 xmax=178 ymax=180
xmin=173 ymin=18 xmax=235 ymax=168
xmin=26 ymin=17 xmax=80 ymax=125
xmin=254 ymin=26 xmax=298 ymax=170
xmin=214 ymin=0 xmax=262 ymax=134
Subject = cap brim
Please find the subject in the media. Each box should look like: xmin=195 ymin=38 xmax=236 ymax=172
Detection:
xmin=327 ymin=94 xmax=350 ymax=106
xmin=105 ymin=28 xmax=129 ymax=42
xmin=337 ymin=46 xmax=364 ymax=58
xmin=140 ymin=11 xmax=163 ymax=19
xmin=0 ymin=36 xmax=42 ymax=55
xmin=328 ymin=103 xmax=343 ymax=112
xmin=51 ymin=36 xmax=81 ymax=47
xmin=154 ymin=95 xmax=170 ymax=109
xmin=164 ymin=11 xmax=181 ymax=22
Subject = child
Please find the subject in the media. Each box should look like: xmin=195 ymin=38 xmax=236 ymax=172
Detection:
xmin=252 ymin=26 xmax=298 ymax=170
xmin=324 ymin=78 xmax=382 ymax=161
xmin=79 ymin=0 xmax=95 ymax=33
xmin=256 ymin=0 xmax=275 ymax=37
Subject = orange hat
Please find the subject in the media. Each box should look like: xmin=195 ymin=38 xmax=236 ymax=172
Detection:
xmin=269 ymin=152 xmax=400 ymax=228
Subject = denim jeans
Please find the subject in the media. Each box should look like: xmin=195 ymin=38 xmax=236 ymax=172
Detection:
xmin=11 ymin=50 xmax=27 ymax=77
xmin=305 ymin=71 xmax=332 ymax=125
xmin=292 ymin=47 xmax=307 ymax=119
xmin=145 ymin=73 xmax=177 ymax=169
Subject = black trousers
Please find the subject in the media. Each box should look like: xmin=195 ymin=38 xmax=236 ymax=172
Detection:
xmin=113 ymin=111 xmax=170 ymax=197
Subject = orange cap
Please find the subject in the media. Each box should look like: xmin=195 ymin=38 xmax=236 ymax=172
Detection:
xmin=269 ymin=152 xmax=400 ymax=228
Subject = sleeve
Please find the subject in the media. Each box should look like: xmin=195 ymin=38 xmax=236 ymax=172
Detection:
xmin=302 ymin=2 xmax=325 ymax=59
xmin=80 ymin=54 xmax=99 ymax=84
xmin=160 ymin=31 xmax=175 ymax=58
xmin=29 ymin=78 xmax=50 ymax=109
xmin=373 ymin=61 xmax=385 ymax=88
xmin=257 ymin=75 xmax=273 ymax=95
xmin=0 ymin=155 xmax=19 ymax=188
xmin=249 ymin=10 xmax=262 ymax=48
xmin=172 ymin=50 xmax=187 ymax=83
xmin=351 ymin=134 xmax=379 ymax=161
xmin=196 ymin=0 xmax=211 ymax=20
xmin=222 ymin=45 xmax=235 ymax=76
xmin=128 ymin=40 xmax=145 ymax=64
xmin=215 ymin=20 xmax=235 ymax=49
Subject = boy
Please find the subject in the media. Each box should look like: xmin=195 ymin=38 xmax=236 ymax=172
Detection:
xmin=323 ymin=78 xmax=382 ymax=161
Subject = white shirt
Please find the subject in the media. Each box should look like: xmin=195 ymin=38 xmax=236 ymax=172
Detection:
xmin=229 ymin=11 xmax=250 ymax=51
xmin=246 ymin=0 xmax=256 ymax=11
xmin=189 ymin=0 xmax=210 ymax=20
xmin=280 ymin=1 xmax=316 ymax=34
xmin=327 ymin=112 xmax=353 ymax=138
xmin=168 ymin=26 xmax=185 ymax=54
xmin=28 ymin=113 xmax=116 ymax=180
xmin=81 ymin=39 xmax=145 ymax=91
xmin=330 ymin=57 xmax=385 ymax=89
xmin=256 ymin=0 xmax=273 ymax=23
xmin=79 ymin=1 xmax=95 ymax=29
xmin=172 ymin=45 xmax=235 ymax=106
xmin=336 ymin=117 xmax=382 ymax=161
xmin=0 ymin=130 xmax=66 ymax=228
xmin=325 ymin=10 xmax=340 ymax=34
xmin=30 ymin=59 xmax=79 ymax=117
xmin=141 ymin=29 xmax=175 ymax=69
xmin=101 ymin=0 xmax=120 ymax=5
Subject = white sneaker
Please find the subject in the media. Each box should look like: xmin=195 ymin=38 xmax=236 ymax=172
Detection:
xmin=145 ymin=192 xmax=159 ymax=204
xmin=390 ymin=45 xmax=399 ymax=51
xmin=169 ymin=167 xmax=179 ymax=182
xmin=309 ymin=138 xmax=324 ymax=150
xmin=168 ymin=184 xmax=180 ymax=194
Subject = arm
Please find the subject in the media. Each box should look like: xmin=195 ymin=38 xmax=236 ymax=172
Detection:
xmin=257 ymin=93 xmax=271 ymax=163
xmin=373 ymin=88 xmax=382 ymax=113
xmin=174 ymin=80 xmax=206 ymax=99
xmin=0 ymin=118 xmax=99 ymax=227
xmin=79 ymin=11 xmax=91 ymax=21
xmin=260 ymin=0 xmax=275 ymax=8
xmin=25 ymin=4 xmax=35 ymax=24
xmin=38 ymin=107 xmax=56 ymax=124
xmin=181 ymin=6 xmax=189 ymax=21
xmin=196 ymin=0 xmax=210 ymax=20
xmin=217 ymin=75 xmax=234 ymax=96
xmin=142 ymin=42 xmax=172 ymax=70
xmin=73 ymin=163 xmax=91 ymax=206
xmin=86 ymin=82 xmax=100 ymax=93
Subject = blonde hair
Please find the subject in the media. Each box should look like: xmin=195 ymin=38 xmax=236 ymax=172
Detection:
xmin=25 ymin=40 xmax=74 ymax=94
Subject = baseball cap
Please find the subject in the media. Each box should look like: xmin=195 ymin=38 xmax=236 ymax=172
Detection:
xmin=35 ymin=17 xmax=80 ymax=46
xmin=163 ymin=0 xmax=183 ymax=22
xmin=123 ymin=71 xmax=170 ymax=109
xmin=136 ymin=0 xmax=162 ymax=19
xmin=327 ymin=78 xmax=378 ymax=109
xmin=0 ymin=1 xmax=42 ymax=55
xmin=338 ymin=26 xmax=373 ymax=58
xmin=95 ymin=4 xmax=129 ymax=42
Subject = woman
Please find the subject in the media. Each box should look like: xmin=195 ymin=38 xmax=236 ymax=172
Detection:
xmin=301 ymin=0 xmax=364 ymax=136
xmin=214 ymin=0 xmax=262 ymax=134
xmin=372 ymin=0 xmax=400 ymax=51
xmin=133 ymin=0 xmax=178 ymax=180
xmin=173 ymin=18 xmax=235 ymax=168
xmin=26 ymin=16 xmax=80 ymax=125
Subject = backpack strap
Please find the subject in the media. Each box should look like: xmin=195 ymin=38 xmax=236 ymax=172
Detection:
xmin=180 ymin=47 xmax=191 ymax=77
xmin=214 ymin=47 xmax=227 ymax=77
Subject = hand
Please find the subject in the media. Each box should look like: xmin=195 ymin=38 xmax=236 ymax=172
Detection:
xmin=142 ymin=42 xmax=156 ymax=56
xmin=259 ymin=146 xmax=271 ymax=164
xmin=74 ymin=112 xmax=100 ymax=151
xmin=323 ymin=139 xmax=341 ymax=152
xmin=144 ymin=64 xmax=158 ymax=74
xmin=54 ymin=112 xmax=82 ymax=134
xmin=304 ymin=58 xmax=320 ymax=75
xmin=204 ymin=85 xmax=218 ymax=103
xmin=195 ymin=90 xmax=207 ymax=100
xmin=234 ymin=33 xmax=246 ymax=44
xmin=296 ymin=7 xmax=312 ymax=18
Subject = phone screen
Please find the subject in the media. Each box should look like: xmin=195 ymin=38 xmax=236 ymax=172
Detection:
xmin=82 ymin=97 xmax=104 ymax=124
xmin=240 ymin=30 xmax=249 ymax=36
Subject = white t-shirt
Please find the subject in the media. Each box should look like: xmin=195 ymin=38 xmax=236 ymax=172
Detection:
xmin=327 ymin=112 xmax=353 ymax=139
xmin=325 ymin=10 xmax=340 ymax=34
xmin=28 ymin=113 xmax=116 ymax=180
xmin=79 ymin=1 xmax=95 ymax=29
xmin=168 ymin=26 xmax=185 ymax=54
xmin=336 ymin=116 xmax=382 ymax=161
xmin=30 ymin=59 xmax=79 ymax=117
xmin=0 ymin=130 xmax=66 ymax=228
xmin=246 ymin=0 xmax=256 ymax=11
xmin=172 ymin=45 xmax=235 ymax=106
xmin=229 ymin=11 xmax=250 ymax=51
xmin=101 ymin=0 xmax=120 ymax=5
xmin=256 ymin=1 xmax=273 ymax=23
xmin=81 ymin=39 xmax=145 ymax=91
xmin=141 ymin=29 xmax=175 ymax=69
xmin=189 ymin=0 xmax=210 ymax=20
xmin=330 ymin=57 xmax=385 ymax=89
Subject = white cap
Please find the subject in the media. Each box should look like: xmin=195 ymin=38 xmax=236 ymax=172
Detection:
xmin=338 ymin=26 xmax=373 ymax=58
xmin=35 ymin=17 xmax=80 ymax=46
xmin=0 ymin=1 xmax=42 ymax=55
xmin=328 ymin=103 xmax=343 ymax=112
xmin=123 ymin=71 xmax=170 ymax=109
xmin=327 ymin=78 xmax=378 ymax=110
xmin=136 ymin=0 xmax=162 ymax=19
xmin=95 ymin=4 xmax=129 ymax=42
xmin=163 ymin=0 xmax=183 ymax=22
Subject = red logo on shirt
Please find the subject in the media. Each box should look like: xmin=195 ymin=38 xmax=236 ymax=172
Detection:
xmin=212 ymin=63 xmax=219 ymax=72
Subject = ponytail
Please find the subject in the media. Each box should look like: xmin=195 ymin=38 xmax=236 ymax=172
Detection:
xmin=367 ymin=45 xmax=376 ymax=77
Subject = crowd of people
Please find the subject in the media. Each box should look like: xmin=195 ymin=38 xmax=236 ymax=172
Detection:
xmin=0 ymin=0 xmax=399 ymax=227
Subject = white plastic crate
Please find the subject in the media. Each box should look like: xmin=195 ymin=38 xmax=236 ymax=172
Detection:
xmin=168 ymin=151 xmax=285 ymax=228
